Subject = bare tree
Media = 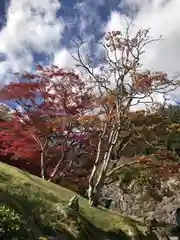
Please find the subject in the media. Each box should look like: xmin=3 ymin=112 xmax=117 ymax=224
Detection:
xmin=71 ymin=22 xmax=180 ymax=206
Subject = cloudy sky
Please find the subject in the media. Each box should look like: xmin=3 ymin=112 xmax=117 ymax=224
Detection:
xmin=0 ymin=0 xmax=179 ymax=101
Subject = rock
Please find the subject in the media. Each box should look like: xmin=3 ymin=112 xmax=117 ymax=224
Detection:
xmin=153 ymin=209 xmax=166 ymax=221
xmin=163 ymin=196 xmax=175 ymax=205
xmin=162 ymin=202 xmax=178 ymax=213
xmin=146 ymin=211 xmax=155 ymax=220
xmin=102 ymin=175 xmax=180 ymax=224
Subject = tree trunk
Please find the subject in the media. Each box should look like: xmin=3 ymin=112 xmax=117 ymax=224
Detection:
xmin=88 ymin=127 xmax=119 ymax=206
xmin=40 ymin=151 xmax=45 ymax=179
xmin=48 ymin=150 xmax=67 ymax=181
xmin=88 ymin=124 xmax=107 ymax=205
xmin=48 ymin=159 xmax=63 ymax=182
xmin=31 ymin=136 xmax=47 ymax=180
xmin=89 ymin=187 xmax=101 ymax=207
xmin=89 ymin=164 xmax=107 ymax=206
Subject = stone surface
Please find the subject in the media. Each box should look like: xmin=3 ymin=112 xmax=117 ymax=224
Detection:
xmin=102 ymin=175 xmax=180 ymax=224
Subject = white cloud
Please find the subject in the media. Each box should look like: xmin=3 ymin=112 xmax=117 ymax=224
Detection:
xmin=106 ymin=0 xmax=180 ymax=77
xmin=0 ymin=0 xmax=64 ymax=86
xmin=54 ymin=48 xmax=77 ymax=69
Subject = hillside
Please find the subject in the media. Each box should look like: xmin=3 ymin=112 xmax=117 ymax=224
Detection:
xmin=0 ymin=162 xmax=168 ymax=240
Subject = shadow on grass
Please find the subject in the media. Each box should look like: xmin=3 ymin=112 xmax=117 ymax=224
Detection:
xmin=0 ymin=171 xmax=14 ymax=184
xmin=77 ymin=210 xmax=160 ymax=240
xmin=76 ymin=212 xmax=131 ymax=240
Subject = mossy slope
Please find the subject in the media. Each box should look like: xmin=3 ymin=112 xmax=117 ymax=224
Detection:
xmin=0 ymin=162 xmax=159 ymax=239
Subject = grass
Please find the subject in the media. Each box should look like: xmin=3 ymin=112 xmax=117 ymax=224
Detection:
xmin=0 ymin=162 xmax=170 ymax=239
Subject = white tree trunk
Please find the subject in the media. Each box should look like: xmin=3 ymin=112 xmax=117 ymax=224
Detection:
xmin=40 ymin=151 xmax=45 ymax=179
xmin=88 ymin=124 xmax=107 ymax=205
xmin=88 ymin=126 xmax=119 ymax=206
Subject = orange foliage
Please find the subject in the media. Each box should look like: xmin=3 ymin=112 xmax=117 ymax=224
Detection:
xmin=78 ymin=114 xmax=98 ymax=122
xmin=100 ymin=92 xmax=116 ymax=105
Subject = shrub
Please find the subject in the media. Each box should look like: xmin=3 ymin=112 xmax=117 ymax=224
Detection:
xmin=0 ymin=204 xmax=29 ymax=239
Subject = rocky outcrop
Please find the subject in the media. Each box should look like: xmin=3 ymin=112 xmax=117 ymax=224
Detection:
xmin=102 ymin=175 xmax=180 ymax=224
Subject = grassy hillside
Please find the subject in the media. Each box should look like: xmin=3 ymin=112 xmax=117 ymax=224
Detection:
xmin=0 ymin=162 xmax=171 ymax=239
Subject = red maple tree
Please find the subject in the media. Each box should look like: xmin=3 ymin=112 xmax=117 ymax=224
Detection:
xmin=0 ymin=65 xmax=93 ymax=181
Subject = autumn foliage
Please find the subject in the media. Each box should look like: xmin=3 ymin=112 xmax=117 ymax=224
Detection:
xmin=70 ymin=26 xmax=180 ymax=205
xmin=0 ymin=66 xmax=95 ymax=184
xmin=0 ymin=26 xmax=180 ymax=206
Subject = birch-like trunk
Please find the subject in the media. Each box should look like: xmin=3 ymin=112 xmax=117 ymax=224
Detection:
xmin=88 ymin=124 xmax=107 ymax=205
xmin=48 ymin=151 xmax=65 ymax=181
xmin=88 ymin=125 xmax=119 ymax=206
xmin=32 ymin=136 xmax=47 ymax=180
xmin=40 ymin=151 xmax=45 ymax=179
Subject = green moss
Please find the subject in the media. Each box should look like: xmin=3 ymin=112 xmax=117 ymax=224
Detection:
xmin=0 ymin=162 xmax=158 ymax=239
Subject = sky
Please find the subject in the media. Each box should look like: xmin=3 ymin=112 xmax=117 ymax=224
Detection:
xmin=0 ymin=0 xmax=180 ymax=102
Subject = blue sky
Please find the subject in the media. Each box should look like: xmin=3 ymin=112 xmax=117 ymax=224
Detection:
xmin=0 ymin=0 xmax=179 ymax=104
xmin=0 ymin=0 xmax=121 ymax=66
